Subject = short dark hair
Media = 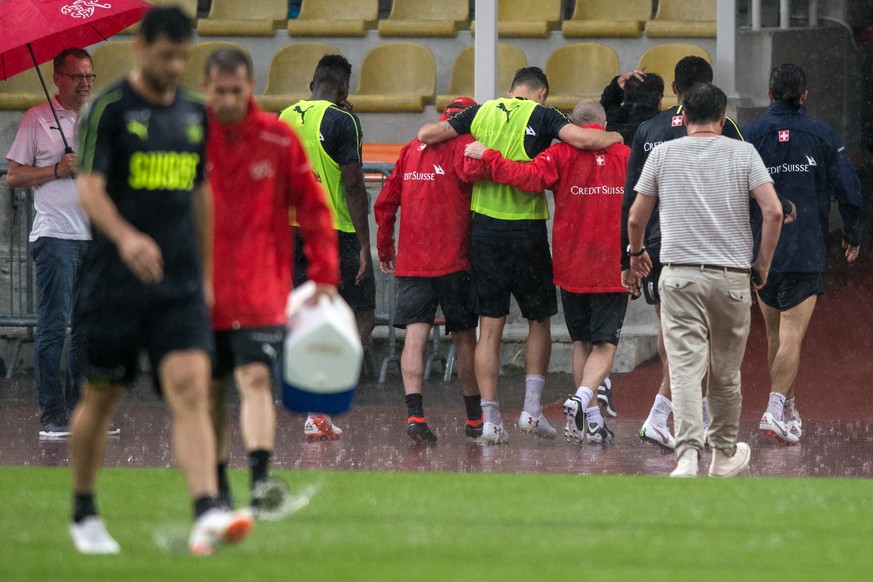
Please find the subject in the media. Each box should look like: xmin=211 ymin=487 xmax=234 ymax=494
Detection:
xmin=625 ymin=72 xmax=664 ymax=110
xmin=139 ymin=6 xmax=193 ymax=44
xmin=682 ymin=83 xmax=727 ymax=125
xmin=204 ymin=47 xmax=253 ymax=79
xmin=510 ymin=67 xmax=549 ymax=93
xmin=769 ymin=63 xmax=807 ymax=108
xmin=312 ymin=54 xmax=352 ymax=87
xmin=53 ymin=47 xmax=91 ymax=72
xmin=674 ymin=56 xmax=713 ymax=95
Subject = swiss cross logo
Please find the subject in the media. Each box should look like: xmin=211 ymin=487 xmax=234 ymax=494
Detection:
xmin=671 ymin=116 xmax=684 ymax=127
xmin=779 ymin=130 xmax=790 ymax=142
xmin=62 ymin=0 xmax=112 ymax=19
xmin=595 ymin=154 xmax=606 ymax=166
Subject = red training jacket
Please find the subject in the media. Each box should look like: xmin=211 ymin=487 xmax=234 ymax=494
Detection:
xmin=468 ymin=125 xmax=629 ymax=293
xmin=207 ymin=100 xmax=339 ymax=330
xmin=374 ymin=134 xmax=480 ymax=277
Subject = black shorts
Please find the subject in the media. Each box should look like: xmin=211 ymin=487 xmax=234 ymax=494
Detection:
xmin=394 ymin=271 xmax=478 ymax=332
xmin=213 ymin=326 xmax=284 ymax=380
xmin=642 ymin=260 xmax=663 ymax=305
xmin=78 ymin=292 xmax=213 ymax=387
xmin=294 ymin=228 xmax=375 ymax=313
xmin=757 ymin=271 xmax=824 ymax=311
xmin=469 ymin=222 xmax=557 ymax=321
xmin=561 ymin=289 xmax=628 ymax=345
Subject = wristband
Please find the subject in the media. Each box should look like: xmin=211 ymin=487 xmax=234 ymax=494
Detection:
xmin=53 ymin=162 xmax=60 ymax=179
xmin=627 ymin=245 xmax=646 ymax=257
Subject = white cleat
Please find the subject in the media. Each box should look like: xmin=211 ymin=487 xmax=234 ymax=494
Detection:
xmin=562 ymin=396 xmax=585 ymax=445
xmin=518 ymin=411 xmax=557 ymax=439
xmin=759 ymin=412 xmax=800 ymax=445
xmin=481 ymin=421 xmax=509 ymax=445
xmin=640 ymin=419 xmax=676 ymax=452
xmin=70 ymin=516 xmax=121 ymax=555
xmin=188 ymin=508 xmax=254 ymax=556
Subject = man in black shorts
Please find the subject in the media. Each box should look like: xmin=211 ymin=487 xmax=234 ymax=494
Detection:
xmin=69 ymin=7 xmax=252 ymax=556
xmin=280 ymin=55 xmax=373 ymax=440
xmin=419 ymin=68 xmax=623 ymax=444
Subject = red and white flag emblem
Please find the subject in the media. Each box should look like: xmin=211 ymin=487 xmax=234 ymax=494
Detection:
xmin=595 ymin=154 xmax=606 ymax=166
xmin=779 ymin=130 xmax=790 ymax=142
xmin=671 ymin=116 xmax=684 ymax=127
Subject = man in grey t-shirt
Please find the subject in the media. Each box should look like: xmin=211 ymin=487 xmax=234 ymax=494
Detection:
xmin=627 ymin=84 xmax=783 ymax=478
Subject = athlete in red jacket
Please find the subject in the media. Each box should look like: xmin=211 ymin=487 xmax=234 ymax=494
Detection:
xmin=465 ymin=100 xmax=630 ymax=447
xmin=204 ymin=48 xmax=338 ymax=516
xmin=374 ymin=97 xmax=484 ymax=444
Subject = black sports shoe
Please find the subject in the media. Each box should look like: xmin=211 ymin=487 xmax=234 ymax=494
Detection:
xmin=465 ymin=417 xmax=483 ymax=438
xmin=407 ymin=417 xmax=438 ymax=445
xmin=597 ymin=378 xmax=617 ymax=417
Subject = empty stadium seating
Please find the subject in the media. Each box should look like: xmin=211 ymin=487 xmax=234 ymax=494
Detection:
xmin=287 ymin=0 xmax=378 ymax=37
xmin=637 ymin=43 xmax=712 ymax=108
xmin=378 ymin=0 xmax=469 ymax=38
xmin=197 ymin=0 xmax=288 ymax=36
xmin=179 ymin=41 xmax=251 ymax=94
xmin=645 ymin=0 xmax=717 ymax=38
xmin=435 ymin=43 xmax=527 ymax=111
xmin=470 ymin=0 xmax=562 ymax=39
xmin=119 ymin=0 xmax=199 ymax=34
xmin=255 ymin=42 xmax=340 ymax=112
xmin=90 ymin=41 xmax=136 ymax=93
xmin=544 ymin=43 xmax=620 ymax=112
xmin=349 ymin=43 xmax=435 ymax=112
xmin=562 ymin=0 xmax=652 ymax=38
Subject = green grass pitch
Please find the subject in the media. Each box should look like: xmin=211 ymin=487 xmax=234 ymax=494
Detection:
xmin=2 ymin=466 xmax=872 ymax=580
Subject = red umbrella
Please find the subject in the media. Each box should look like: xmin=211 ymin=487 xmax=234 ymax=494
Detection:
xmin=0 ymin=0 xmax=153 ymax=149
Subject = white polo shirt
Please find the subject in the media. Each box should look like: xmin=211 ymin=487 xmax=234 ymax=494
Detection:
xmin=6 ymin=97 xmax=91 ymax=242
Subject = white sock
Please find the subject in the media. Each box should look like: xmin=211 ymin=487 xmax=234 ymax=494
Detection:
xmin=523 ymin=374 xmax=545 ymax=417
xmin=574 ymin=386 xmax=594 ymax=408
xmin=482 ymin=399 xmax=502 ymax=425
xmin=783 ymin=397 xmax=797 ymax=421
xmin=701 ymin=397 xmax=711 ymax=427
xmin=648 ymin=394 xmax=672 ymax=426
xmin=766 ymin=392 xmax=785 ymax=420
xmin=584 ymin=406 xmax=603 ymax=428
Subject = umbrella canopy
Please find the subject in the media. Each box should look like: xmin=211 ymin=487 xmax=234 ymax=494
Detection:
xmin=0 ymin=0 xmax=153 ymax=80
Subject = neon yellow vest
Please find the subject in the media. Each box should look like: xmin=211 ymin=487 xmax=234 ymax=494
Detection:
xmin=279 ymin=100 xmax=354 ymax=232
xmin=470 ymin=98 xmax=549 ymax=220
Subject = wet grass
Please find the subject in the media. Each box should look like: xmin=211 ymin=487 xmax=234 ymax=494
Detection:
xmin=2 ymin=466 xmax=872 ymax=580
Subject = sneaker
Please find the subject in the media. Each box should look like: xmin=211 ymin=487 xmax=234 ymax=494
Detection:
xmin=407 ymin=416 xmax=438 ymax=445
xmin=106 ymin=425 xmax=121 ymax=437
xmin=759 ymin=412 xmax=799 ymax=444
xmin=597 ymin=379 xmax=618 ymax=417
xmin=669 ymin=449 xmax=699 ymax=478
xmin=69 ymin=516 xmax=121 ymax=554
xmin=784 ymin=406 xmax=803 ymax=440
xmin=304 ymin=414 xmax=343 ymax=440
xmin=188 ymin=508 xmax=254 ymax=556
xmin=39 ymin=421 xmax=71 ymax=439
xmin=518 ymin=411 xmax=557 ymax=439
xmin=465 ymin=417 xmax=483 ymax=438
xmin=586 ymin=418 xmax=615 ymax=444
xmin=562 ymin=395 xmax=586 ymax=445
xmin=481 ymin=421 xmax=509 ymax=445
xmin=639 ymin=419 xmax=675 ymax=451
xmin=251 ymin=476 xmax=293 ymax=521
xmin=709 ymin=442 xmax=751 ymax=477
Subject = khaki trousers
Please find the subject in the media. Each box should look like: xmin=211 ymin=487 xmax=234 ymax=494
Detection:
xmin=659 ymin=265 xmax=752 ymax=459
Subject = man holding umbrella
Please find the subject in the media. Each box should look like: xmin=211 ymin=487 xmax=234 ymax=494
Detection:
xmin=6 ymin=47 xmax=95 ymax=439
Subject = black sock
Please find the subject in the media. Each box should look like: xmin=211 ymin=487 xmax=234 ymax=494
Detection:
xmin=73 ymin=493 xmax=97 ymax=523
xmin=217 ymin=462 xmax=231 ymax=499
xmin=405 ymin=393 xmax=424 ymax=419
xmin=194 ymin=496 xmax=219 ymax=519
xmin=464 ymin=394 xmax=482 ymax=421
xmin=249 ymin=450 xmax=271 ymax=487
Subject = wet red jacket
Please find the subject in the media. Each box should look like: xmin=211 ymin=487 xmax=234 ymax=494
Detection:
xmin=207 ymin=101 xmax=338 ymax=330
xmin=374 ymin=134 xmax=478 ymax=277
xmin=469 ymin=125 xmax=629 ymax=293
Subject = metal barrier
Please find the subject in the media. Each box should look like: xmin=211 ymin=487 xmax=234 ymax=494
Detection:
xmin=0 ymin=163 xmax=39 ymax=378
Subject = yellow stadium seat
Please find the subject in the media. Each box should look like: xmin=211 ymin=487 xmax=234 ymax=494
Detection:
xmin=119 ymin=0 xmax=199 ymax=34
xmin=562 ymin=0 xmax=652 ymax=38
xmin=644 ymin=0 xmax=716 ymax=38
xmin=435 ymin=43 xmax=527 ymax=111
xmin=287 ymin=0 xmax=378 ymax=37
xmin=0 ymin=63 xmax=55 ymax=110
xmin=544 ymin=43 xmax=620 ymax=113
xmin=637 ymin=43 xmax=712 ymax=108
xmin=197 ymin=0 xmax=287 ymax=36
xmin=90 ymin=41 xmax=137 ymax=93
xmin=179 ymin=41 xmax=251 ymax=94
xmin=378 ymin=0 xmax=469 ymax=38
xmin=255 ymin=43 xmax=340 ymax=112
xmin=470 ymin=0 xmax=562 ymax=39
xmin=349 ymin=43 xmax=435 ymax=113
